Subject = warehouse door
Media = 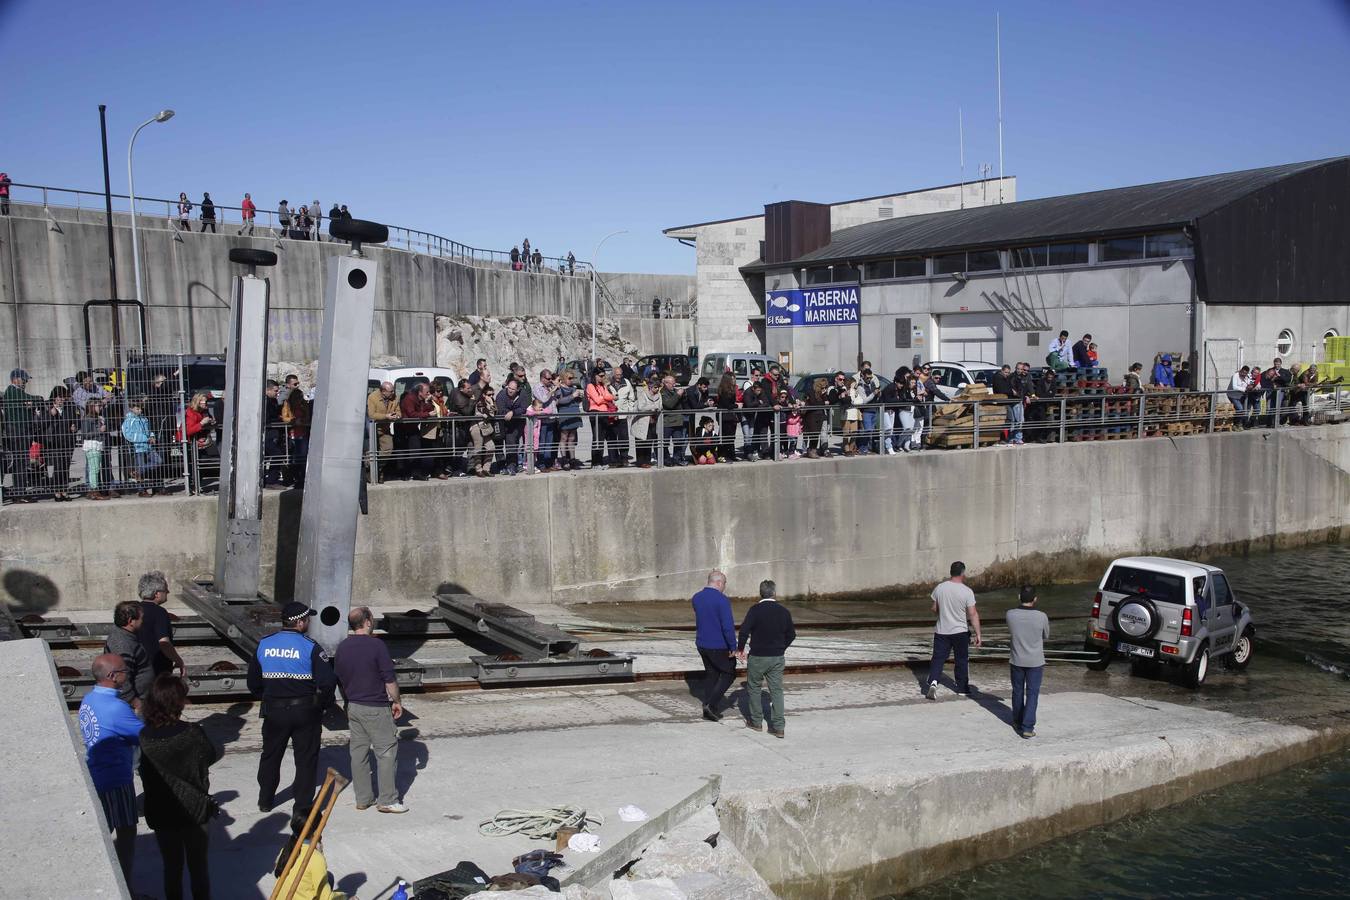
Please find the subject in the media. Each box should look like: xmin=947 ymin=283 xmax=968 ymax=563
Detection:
xmin=937 ymin=313 xmax=1002 ymax=364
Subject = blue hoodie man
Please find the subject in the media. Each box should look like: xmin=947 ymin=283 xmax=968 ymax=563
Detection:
xmin=691 ymin=570 xmax=737 ymax=720
xmin=79 ymin=652 xmax=145 ymax=884
xmin=1152 ymin=355 xmax=1176 ymax=387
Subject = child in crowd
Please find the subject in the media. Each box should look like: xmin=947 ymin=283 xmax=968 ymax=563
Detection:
xmin=780 ymin=391 xmax=803 ymax=459
xmin=120 ymin=399 xmax=161 ymax=496
xmin=80 ymin=398 xmax=108 ymax=499
xmin=525 ymin=396 xmax=546 ymax=473
xmin=695 ymin=416 xmax=718 ymax=464
xmin=1088 ymin=342 xmax=1100 ymax=366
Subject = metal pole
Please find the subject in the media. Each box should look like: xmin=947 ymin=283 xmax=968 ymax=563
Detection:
xmin=98 ymin=105 xmax=123 ymax=374
xmin=589 ymin=230 xmax=627 ymax=365
xmin=1058 ymin=397 xmax=1067 ymax=443
xmin=128 ymin=111 xmax=173 ymax=305
xmin=366 ymin=420 xmax=378 ymax=484
xmin=973 ymin=400 xmax=981 ymax=447
xmin=1207 ymin=391 xmax=1217 ymax=434
xmin=1137 ymin=392 xmax=1146 ymax=439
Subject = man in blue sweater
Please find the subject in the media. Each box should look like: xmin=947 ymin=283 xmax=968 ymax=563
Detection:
xmin=691 ymin=569 xmax=737 ymax=721
xmin=79 ymin=652 xmax=145 ymax=885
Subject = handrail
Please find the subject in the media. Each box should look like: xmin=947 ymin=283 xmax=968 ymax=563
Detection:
xmin=5 ymin=181 xmax=593 ymax=276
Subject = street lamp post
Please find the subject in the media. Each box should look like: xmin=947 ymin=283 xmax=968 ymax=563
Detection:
xmin=128 ymin=109 xmax=175 ymax=304
xmin=590 ymin=230 xmax=627 ymax=365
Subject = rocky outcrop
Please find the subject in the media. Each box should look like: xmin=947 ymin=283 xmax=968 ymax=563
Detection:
xmin=435 ymin=315 xmax=641 ymax=382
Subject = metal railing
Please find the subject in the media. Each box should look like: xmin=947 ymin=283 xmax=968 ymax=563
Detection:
xmin=4 ymin=181 xmax=593 ymax=276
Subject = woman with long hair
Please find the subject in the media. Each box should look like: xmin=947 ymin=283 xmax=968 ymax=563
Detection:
xmin=554 ymin=369 xmax=584 ymax=470
xmin=42 ymin=385 xmax=79 ymax=501
xmin=585 ymin=367 xmax=617 ymax=468
xmin=715 ymin=373 xmax=739 ymax=463
xmin=281 ymin=388 xmax=312 ymax=488
xmin=181 ymin=393 xmax=216 ymax=494
xmin=802 ymin=378 xmax=829 ymax=459
xmin=139 ymin=674 xmax=221 ymax=900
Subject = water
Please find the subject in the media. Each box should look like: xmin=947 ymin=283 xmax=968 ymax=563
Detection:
xmin=906 ymin=541 xmax=1350 ymax=899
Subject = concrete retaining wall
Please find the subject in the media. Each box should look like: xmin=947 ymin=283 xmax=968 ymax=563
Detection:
xmin=0 ymin=639 xmax=127 ymax=897
xmin=1 ymin=424 xmax=1348 ymax=615
xmin=0 ymin=212 xmax=693 ymax=387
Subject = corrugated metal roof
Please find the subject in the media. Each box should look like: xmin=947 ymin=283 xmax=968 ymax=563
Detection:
xmin=741 ymin=157 xmax=1347 ymax=271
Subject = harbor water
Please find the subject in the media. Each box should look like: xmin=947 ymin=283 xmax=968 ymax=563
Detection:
xmin=906 ymin=542 xmax=1350 ymax=898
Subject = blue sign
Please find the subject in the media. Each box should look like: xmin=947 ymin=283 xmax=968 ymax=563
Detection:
xmin=765 ymin=285 xmax=860 ymax=328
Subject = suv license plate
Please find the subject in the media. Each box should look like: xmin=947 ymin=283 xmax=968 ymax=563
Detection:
xmin=1118 ymin=642 xmax=1155 ymax=658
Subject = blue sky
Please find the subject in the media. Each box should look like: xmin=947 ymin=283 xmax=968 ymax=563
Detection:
xmin=3 ymin=0 xmax=1348 ymax=273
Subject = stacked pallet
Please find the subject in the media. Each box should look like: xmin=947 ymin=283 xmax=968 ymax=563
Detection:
xmin=1213 ymin=403 xmax=1237 ymax=432
xmin=927 ymin=384 xmax=1006 ymax=449
xmin=1144 ymin=387 xmax=1211 ymax=436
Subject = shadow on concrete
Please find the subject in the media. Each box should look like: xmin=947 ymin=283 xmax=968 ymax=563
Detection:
xmin=396 ymin=726 xmax=430 ymax=801
xmin=212 ymin=808 xmax=291 ymax=898
xmin=271 ymin=488 xmax=305 ymax=603
xmin=197 ymin=701 xmax=252 ymax=750
xmin=3 ymin=569 xmax=60 ymax=615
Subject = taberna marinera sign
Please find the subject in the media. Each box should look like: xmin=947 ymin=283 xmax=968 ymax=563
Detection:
xmin=766 ymin=285 xmax=860 ymax=327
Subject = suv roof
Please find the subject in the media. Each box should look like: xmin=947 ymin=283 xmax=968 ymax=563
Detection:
xmin=1108 ymin=556 xmax=1222 ymax=579
xmin=925 ymin=360 xmax=1000 ymax=370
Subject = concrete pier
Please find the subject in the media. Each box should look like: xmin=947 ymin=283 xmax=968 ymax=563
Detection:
xmin=112 ymin=656 xmax=1349 ymax=898
xmin=3 ymin=423 xmax=1348 ymax=615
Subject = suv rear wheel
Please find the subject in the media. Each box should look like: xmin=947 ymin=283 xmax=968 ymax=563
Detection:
xmin=1224 ymin=628 xmax=1254 ymax=671
xmin=1182 ymin=643 xmax=1210 ymax=688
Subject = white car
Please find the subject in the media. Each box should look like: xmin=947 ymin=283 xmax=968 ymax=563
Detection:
xmin=923 ymin=361 xmax=1001 ymax=401
xmin=367 ymin=366 xmax=459 ymax=398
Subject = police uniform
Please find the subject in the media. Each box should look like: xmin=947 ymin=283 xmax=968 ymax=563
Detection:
xmin=246 ymin=603 xmax=336 ymax=814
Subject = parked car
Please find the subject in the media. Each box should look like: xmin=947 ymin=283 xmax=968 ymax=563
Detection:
xmin=791 ymin=372 xmax=892 ymax=399
xmin=1082 ymin=556 xmax=1255 ymax=688
xmin=699 ymin=353 xmax=783 ymax=383
xmin=923 ymin=361 xmax=1001 ymax=401
xmin=636 ymin=354 xmax=692 ymax=385
xmin=367 ymin=366 xmax=458 ymax=398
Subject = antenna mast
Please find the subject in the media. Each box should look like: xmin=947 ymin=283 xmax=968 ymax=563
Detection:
xmin=959 ymin=107 xmax=965 ymax=210
xmin=996 ymin=12 xmax=1005 ymax=203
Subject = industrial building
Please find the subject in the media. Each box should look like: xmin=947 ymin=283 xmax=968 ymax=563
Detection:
xmin=668 ymin=157 xmax=1350 ymax=387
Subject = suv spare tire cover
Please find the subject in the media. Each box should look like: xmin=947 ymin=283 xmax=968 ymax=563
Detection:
xmin=1112 ymin=598 xmax=1161 ymax=641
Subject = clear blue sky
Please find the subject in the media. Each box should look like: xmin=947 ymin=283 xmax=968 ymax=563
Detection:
xmin=3 ymin=0 xmax=1348 ymax=273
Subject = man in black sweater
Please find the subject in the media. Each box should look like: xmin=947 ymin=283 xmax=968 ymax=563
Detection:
xmin=736 ymin=579 xmax=796 ymax=738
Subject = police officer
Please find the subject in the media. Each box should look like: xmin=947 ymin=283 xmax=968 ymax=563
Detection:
xmin=247 ymin=602 xmax=336 ymax=814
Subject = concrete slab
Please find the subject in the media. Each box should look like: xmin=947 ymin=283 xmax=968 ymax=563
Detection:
xmin=112 ymin=659 xmax=1350 ymax=898
xmin=0 ymin=639 xmax=127 ymax=898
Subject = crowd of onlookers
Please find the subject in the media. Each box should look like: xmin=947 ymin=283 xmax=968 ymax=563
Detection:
xmin=4 ymin=346 xmax=1343 ymax=505
xmin=170 ymin=192 xmax=353 ymax=240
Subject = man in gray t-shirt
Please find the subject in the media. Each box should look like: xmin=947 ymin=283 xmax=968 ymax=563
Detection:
xmin=1006 ymin=586 xmax=1050 ymax=738
xmin=926 ymin=561 xmax=982 ymax=700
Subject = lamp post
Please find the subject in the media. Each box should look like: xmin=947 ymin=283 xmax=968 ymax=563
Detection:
xmin=128 ymin=108 xmax=175 ymax=303
xmin=589 ymin=230 xmax=627 ymax=365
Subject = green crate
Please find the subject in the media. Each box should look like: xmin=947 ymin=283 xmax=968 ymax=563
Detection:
xmin=1324 ymin=335 xmax=1350 ymax=364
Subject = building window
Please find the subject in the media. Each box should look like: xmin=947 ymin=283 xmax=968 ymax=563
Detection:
xmin=1276 ymin=328 xmax=1295 ymax=356
xmin=966 ymin=250 xmax=1002 ymax=272
xmin=865 ymin=260 xmax=894 ymax=280
xmin=1145 ymin=231 xmax=1192 ymax=258
xmin=1099 ymin=236 xmax=1145 ymax=262
xmin=1009 ymin=245 xmax=1048 ymax=268
xmin=805 ymin=265 xmax=859 ymax=285
xmin=933 ymin=252 xmax=966 ymax=275
xmin=933 ymin=251 xmax=1001 ymax=275
xmin=894 ymin=257 xmax=925 ymax=277
xmin=1046 ymin=241 xmax=1090 ymax=266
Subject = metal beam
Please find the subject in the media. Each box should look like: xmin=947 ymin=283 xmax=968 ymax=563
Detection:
xmin=295 ymin=249 xmax=381 ymax=654
xmin=435 ymin=593 xmax=579 ymax=659
xmin=178 ymin=580 xmax=279 ymax=659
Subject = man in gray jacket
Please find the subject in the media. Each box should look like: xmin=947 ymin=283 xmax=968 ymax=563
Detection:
xmin=103 ymin=600 xmax=152 ymax=709
xmin=1006 ymin=586 xmax=1050 ymax=739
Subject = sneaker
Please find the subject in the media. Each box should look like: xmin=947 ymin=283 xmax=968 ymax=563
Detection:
xmin=770 ymin=730 xmax=785 ymax=739
xmin=745 ymin=721 xmax=762 ymax=732
xmin=1021 ymin=729 xmax=1036 ymax=739
xmin=925 ymin=681 xmax=938 ymax=701
xmin=789 ymin=451 xmax=801 ymax=459
xmin=702 ymin=704 xmax=721 ymax=722
xmin=377 ymin=802 xmax=409 ymax=814
xmin=355 ymin=802 xmax=373 ymax=811
xmin=885 ymin=447 xmax=896 ymax=456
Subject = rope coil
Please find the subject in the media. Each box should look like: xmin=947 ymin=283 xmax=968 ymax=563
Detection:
xmin=478 ymin=806 xmax=605 ymax=840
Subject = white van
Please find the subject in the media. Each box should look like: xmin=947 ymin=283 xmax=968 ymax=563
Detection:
xmin=367 ymin=366 xmax=459 ymax=398
xmin=699 ymin=353 xmax=782 ymax=382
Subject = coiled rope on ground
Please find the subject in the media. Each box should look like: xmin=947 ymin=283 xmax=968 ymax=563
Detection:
xmin=478 ymin=806 xmax=605 ymax=840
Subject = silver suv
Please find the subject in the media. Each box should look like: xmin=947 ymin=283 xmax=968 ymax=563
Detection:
xmin=1083 ymin=556 xmax=1255 ymax=688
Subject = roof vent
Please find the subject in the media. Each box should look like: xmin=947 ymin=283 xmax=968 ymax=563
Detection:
xmin=878 ymin=207 xmax=894 ymax=218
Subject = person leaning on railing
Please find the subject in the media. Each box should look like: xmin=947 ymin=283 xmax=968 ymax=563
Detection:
xmin=448 ymin=378 xmax=476 ymax=476
xmin=367 ymin=382 xmax=401 ymax=482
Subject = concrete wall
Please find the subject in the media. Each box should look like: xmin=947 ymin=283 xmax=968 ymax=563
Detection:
xmin=0 ymin=211 xmax=690 ymax=387
xmin=0 ymin=639 xmax=128 ymax=897
xmin=2 ymin=423 xmax=1347 ymax=614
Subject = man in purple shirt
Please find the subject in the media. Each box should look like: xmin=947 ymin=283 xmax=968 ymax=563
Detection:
xmin=691 ymin=569 xmax=737 ymax=721
xmin=334 ymin=607 xmax=406 ymax=813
